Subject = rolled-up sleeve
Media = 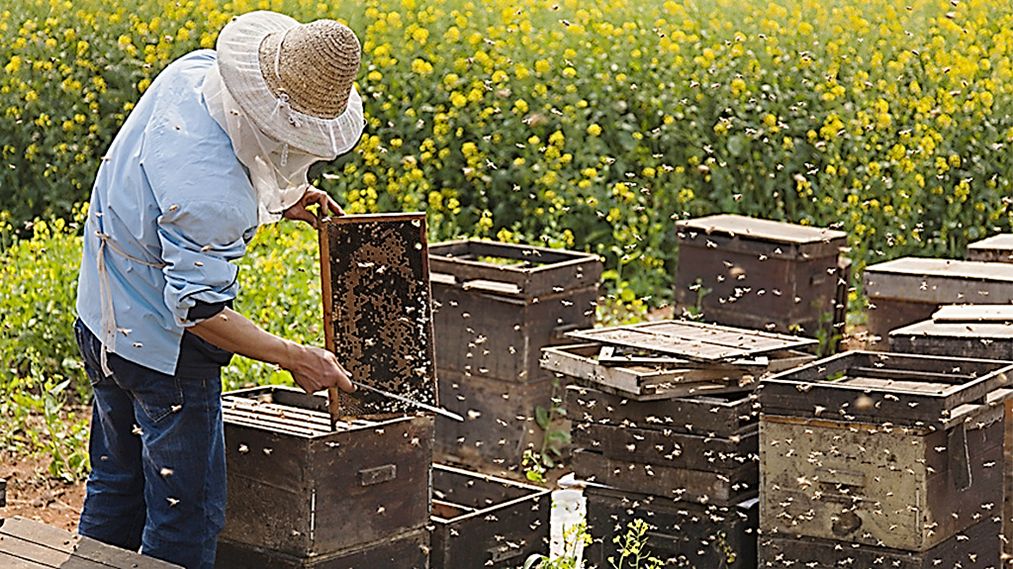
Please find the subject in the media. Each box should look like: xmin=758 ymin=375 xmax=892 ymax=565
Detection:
xmin=156 ymin=199 xmax=251 ymax=326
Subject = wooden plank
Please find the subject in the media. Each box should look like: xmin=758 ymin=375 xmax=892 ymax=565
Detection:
xmin=933 ymin=304 xmax=1013 ymax=322
xmin=321 ymin=214 xmax=437 ymax=415
xmin=675 ymin=214 xmax=847 ymax=247
xmin=0 ymin=517 xmax=181 ymax=568
xmin=565 ymin=320 xmax=815 ymax=362
xmin=540 ymin=344 xmax=698 ymax=395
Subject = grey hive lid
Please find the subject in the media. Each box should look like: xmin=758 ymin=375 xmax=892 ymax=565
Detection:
xmin=968 ymin=233 xmax=1013 ymax=251
xmin=675 ymin=214 xmax=847 ymax=246
xmin=864 ymin=257 xmax=1013 ymax=282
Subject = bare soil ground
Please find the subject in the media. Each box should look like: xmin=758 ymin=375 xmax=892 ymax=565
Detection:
xmin=1 ymin=453 xmax=85 ymax=531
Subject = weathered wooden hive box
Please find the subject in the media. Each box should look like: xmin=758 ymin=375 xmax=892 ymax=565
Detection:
xmin=428 ymin=239 xmax=601 ymax=468
xmin=552 ymin=321 xmax=816 ymax=507
xmin=674 ymin=214 xmax=849 ymax=345
xmin=566 ymin=384 xmax=760 ymax=505
xmin=216 ymin=387 xmax=433 ymax=564
xmin=967 ymin=233 xmax=1013 ymax=263
xmin=429 ymin=464 xmax=550 ymax=568
xmin=862 ymin=257 xmax=1013 ymax=342
xmin=217 ymin=214 xmax=437 ymax=569
xmin=759 ymin=351 xmax=1012 ymax=556
xmin=0 ymin=516 xmax=182 ymax=568
xmin=890 ymin=305 xmax=1013 ymax=360
xmin=583 ymin=488 xmax=758 ymax=569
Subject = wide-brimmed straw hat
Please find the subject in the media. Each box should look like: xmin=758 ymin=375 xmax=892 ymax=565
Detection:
xmin=215 ymin=11 xmax=365 ymax=158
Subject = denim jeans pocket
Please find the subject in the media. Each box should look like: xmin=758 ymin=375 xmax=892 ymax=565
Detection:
xmin=110 ymin=358 xmax=185 ymax=424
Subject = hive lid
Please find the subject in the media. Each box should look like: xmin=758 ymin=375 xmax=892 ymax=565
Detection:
xmin=890 ymin=318 xmax=1013 ymax=340
xmin=932 ymin=304 xmax=1013 ymax=323
xmin=565 ymin=319 xmax=816 ymax=362
xmin=319 ymin=213 xmax=437 ymax=415
xmin=865 ymin=257 xmax=1013 ymax=281
xmin=675 ymin=214 xmax=847 ymax=247
xmin=968 ymin=233 xmax=1013 ymax=252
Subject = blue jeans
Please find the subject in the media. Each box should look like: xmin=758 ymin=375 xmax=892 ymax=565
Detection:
xmin=74 ymin=319 xmax=226 ymax=569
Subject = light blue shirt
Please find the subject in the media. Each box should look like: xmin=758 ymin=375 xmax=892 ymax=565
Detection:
xmin=77 ymin=50 xmax=258 ymax=376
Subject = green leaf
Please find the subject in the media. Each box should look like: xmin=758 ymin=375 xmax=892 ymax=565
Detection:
xmin=534 ymin=405 xmax=551 ymax=429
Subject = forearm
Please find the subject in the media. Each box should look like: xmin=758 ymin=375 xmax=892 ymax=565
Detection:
xmin=189 ymin=307 xmax=301 ymax=368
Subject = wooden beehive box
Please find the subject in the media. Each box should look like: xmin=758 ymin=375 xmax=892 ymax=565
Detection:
xmin=584 ymin=487 xmax=757 ymax=569
xmin=435 ymin=371 xmax=561 ymax=470
xmin=430 ymin=464 xmax=550 ymax=568
xmin=565 ymin=384 xmax=759 ymax=434
xmin=319 ymin=213 xmax=437 ymax=414
xmin=759 ymin=352 xmax=1012 ymax=552
xmin=0 ymin=517 xmax=182 ymax=568
xmin=758 ymin=515 xmax=1000 ymax=569
xmin=968 ymin=233 xmax=1013 ymax=263
xmin=863 ymin=257 xmax=1013 ymax=342
xmin=217 ymin=387 xmax=433 ymax=559
xmin=216 ymin=528 xmax=429 ymax=569
xmin=890 ymin=305 xmax=1013 ymax=360
xmin=567 ymin=385 xmax=761 ymax=506
xmin=428 ymin=240 xmax=601 ymax=469
xmin=759 ymin=351 xmax=1012 ymax=425
xmin=674 ymin=214 xmax=848 ymax=342
xmin=429 ymin=239 xmax=602 ymax=383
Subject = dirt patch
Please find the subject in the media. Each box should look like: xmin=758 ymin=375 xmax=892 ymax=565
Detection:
xmin=1 ymin=453 xmax=85 ymax=531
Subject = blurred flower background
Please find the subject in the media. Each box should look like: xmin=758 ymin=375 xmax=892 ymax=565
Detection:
xmin=2 ymin=0 xmax=1012 ymax=478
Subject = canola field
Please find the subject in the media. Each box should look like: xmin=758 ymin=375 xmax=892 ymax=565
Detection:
xmin=2 ymin=0 xmax=1013 ymax=299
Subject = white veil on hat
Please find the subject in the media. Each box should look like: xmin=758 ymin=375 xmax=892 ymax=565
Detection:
xmin=203 ymin=11 xmax=366 ymax=224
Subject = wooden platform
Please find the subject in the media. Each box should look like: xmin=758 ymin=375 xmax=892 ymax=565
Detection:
xmin=0 ymin=517 xmax=180 ymax=568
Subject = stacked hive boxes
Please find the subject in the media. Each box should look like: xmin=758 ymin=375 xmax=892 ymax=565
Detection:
xmin=674 ymin=214 xmax=849 ymax=349
xmin=545 ymin=320 xmax=817 ymax=568
xmin=758 ymin=351 xmax=1012 ymax=568
xmin=890 ymin=304 xmax=1013 ymax=360
xmin=862 ymin=257 xmax=1013 ymax=342
xmin=428 ymin=240 xmax=602 ymax=471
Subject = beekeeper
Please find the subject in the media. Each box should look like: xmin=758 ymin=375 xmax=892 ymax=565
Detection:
xmin=73 ymin=11 xmax=360 ymax=569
